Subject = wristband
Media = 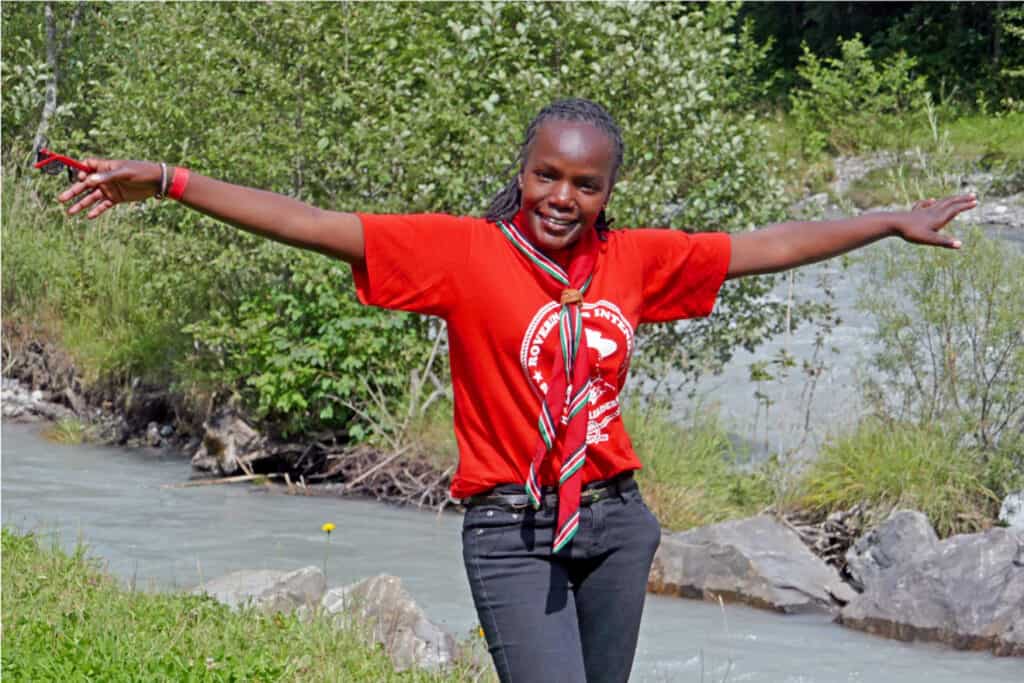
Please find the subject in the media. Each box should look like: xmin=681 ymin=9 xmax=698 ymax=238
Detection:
xmin=168 ymin=166 xmax=191 ymax=201
xmin=154 ymin=162 xmax=168 ymax=200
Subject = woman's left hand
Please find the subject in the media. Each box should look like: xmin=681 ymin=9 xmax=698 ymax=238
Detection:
xmin=897 ymin=193 xmax=978 ymax=249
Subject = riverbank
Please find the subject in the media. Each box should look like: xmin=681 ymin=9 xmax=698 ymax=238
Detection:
xmin=0 ymin=528 xmax=486 ymax=682
xmin=4 ymin=423 xmax=1023 ymax=680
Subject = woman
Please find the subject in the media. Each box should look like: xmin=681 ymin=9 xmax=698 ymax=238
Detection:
xmin=60 ymin=98 xmax=975 ymax=682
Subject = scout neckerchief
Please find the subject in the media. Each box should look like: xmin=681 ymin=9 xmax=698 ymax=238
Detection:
xmin=497 ymin=210 xmax=597 ymax=553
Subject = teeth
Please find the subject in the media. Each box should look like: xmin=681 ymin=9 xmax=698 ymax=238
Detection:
xmin=544 ymin=216 xmax=574 ymax=226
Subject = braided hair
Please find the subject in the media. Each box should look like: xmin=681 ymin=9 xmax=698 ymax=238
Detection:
xmin=485 ymin=98 xmax=624 ymax=239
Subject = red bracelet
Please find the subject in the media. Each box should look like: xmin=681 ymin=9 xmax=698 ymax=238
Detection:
xmin=168 ymin=166 xmax=191 ymax=200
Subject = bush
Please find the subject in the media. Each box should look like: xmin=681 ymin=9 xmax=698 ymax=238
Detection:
xmin=790 ymin=35 xmax=929 ymax=155
xmin=858 ymin=226 xmax=1024 ymax=462
xmin=3 ymin=2 xmax=800 ymax=437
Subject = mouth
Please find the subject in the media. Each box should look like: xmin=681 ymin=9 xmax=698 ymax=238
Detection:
xmin=536 ymin=211 xmax=579 ymax=234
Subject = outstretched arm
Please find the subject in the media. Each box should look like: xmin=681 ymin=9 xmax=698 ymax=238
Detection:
xmin=726 ymin=194 xmax=977 ymax=280
xmin=58 ymin=160 xmax=366 ymax=265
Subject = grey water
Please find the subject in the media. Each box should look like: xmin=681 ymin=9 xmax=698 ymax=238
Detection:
xmin=3 ymin=422 xmax=1020 ymax=682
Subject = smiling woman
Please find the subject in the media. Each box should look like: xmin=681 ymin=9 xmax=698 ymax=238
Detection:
xmin=57 ymin=97 xmax=976 ymax=683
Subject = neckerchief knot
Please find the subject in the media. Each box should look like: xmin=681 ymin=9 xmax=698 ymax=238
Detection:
xmin=560 ymin=288 xmax=583 ymax=306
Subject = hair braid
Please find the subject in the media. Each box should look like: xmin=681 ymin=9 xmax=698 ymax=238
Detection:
xmin=485 ymin=98 xmax=624 ymax=239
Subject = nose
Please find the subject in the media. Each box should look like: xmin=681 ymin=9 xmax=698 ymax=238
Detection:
xmin=549 ymin=181 xmax=574 ymax=209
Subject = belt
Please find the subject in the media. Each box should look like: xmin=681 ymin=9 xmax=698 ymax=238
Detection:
xmin=462 ymin=472 xmax=636 ymax=511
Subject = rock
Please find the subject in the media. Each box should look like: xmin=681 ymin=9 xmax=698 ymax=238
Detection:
xmin=839 ymin=527 xmax=1024 ymax=656
xmin=648 ymin=514 xmax=856 ymax=614
xmin=191 ymin=409 xmax=264 ymax=475
xmin=844 ymin=510 xmax=939 ymax=592
xmin=193 ymin=566 xmax=326 ymax=614
xmin=145 ymin=421 xmax=161 ymax=447
xmin=323 ymin=575 xmax=457 ymax=672
xmin=159 ymin=424 xmax=175 ymax=438
xmin=975 ymin=192 xmax=1024 ymax=228
xmin=1000 ymin=491 xmax=1024 ymax=529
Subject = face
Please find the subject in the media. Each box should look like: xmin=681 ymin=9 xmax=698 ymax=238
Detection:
xmin=518 ymin=120 xmax=615 ymax=253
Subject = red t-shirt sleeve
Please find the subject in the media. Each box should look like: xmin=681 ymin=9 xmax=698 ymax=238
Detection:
xmin=635 ymin=229 xmax=732 ymax=323
xmin=351 ymin=213 xmax=474 ymax=318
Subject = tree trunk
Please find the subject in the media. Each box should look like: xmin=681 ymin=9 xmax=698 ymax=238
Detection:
xmin=31 ymin=1 xmax=86 ymax=154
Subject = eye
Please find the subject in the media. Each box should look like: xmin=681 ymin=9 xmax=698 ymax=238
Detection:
xmin=535 ymin=170 xmax=554 ymax=181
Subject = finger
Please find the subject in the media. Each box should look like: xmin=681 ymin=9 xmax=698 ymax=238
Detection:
xmin=912 ymin=198 xmax=936 ymax=210
xmin=86 ymin=199 xmax=115 ymax=219
xmin=59 ymin=179 xmax=97 ymax=203
xmin=67 ymin=188 xmax=107 ymax=215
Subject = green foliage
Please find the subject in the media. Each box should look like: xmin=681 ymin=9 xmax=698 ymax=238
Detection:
xmin=796 ymin=419 xmax=1000 ymax=537
xmin=625 ymin=403 xmax=773 ymax=531
xmin=2 ymin=2 xmax=800 ymax=435
xmin=1 ymin=528 xmax=484 ymax=682
xmin=740 ymin=3 xmax=1024 ymax=111
xmin=185 ymin=252 xmax=435 ymax=439
xmin=790 ymin=35 xmax=929 ymax=155
xmin=858 ymin=226 xmax=1024 ymax=464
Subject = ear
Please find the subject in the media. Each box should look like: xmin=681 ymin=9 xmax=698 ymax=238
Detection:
xmin=517 ymin=172 xmax=523 ymax=191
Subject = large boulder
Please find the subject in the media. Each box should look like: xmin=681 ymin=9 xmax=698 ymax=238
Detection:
xmin=839 ymin=527 xmax=1024 ymax=656
xmin=648 ymin=514 xmax=856 ymax=614
xmin=193 ymin=566 xmax=326 ymax=614
xmin=844 ymin=510 xmax=939 ymax=592
xmin=323 ymin=575 xmax=457 ymax=672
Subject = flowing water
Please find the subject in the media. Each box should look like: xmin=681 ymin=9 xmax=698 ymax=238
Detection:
xmin=3 ymin=422 xmax=1020 ymax=682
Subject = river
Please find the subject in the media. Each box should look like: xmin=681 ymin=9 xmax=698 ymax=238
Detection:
xmin=3 ymin=422 xmax=1020 ymax=682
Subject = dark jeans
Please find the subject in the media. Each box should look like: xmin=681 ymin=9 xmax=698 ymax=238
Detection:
xmin=462 ymin=484 xmax=662 ymax=683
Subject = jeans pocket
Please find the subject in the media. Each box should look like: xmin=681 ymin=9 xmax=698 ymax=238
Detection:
xmin=463 ymin=506 xmax=520 ymax=558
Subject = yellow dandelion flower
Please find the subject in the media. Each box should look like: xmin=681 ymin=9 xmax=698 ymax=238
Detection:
xmin=321 ymin=522 xmax=336 ymax=533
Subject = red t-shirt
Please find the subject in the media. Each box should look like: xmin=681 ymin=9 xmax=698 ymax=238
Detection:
xmin=352 ymin=214 xmax=731 ymax=498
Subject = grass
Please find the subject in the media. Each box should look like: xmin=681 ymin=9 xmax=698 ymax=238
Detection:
xmin=1 ymin=528 xmax=487 ymax=682
xmin=845 ymin=161 xmax=959 ymax=209
xmin=1 ymin=164 xmax=194 ymax=388
xmin=763 ymin=107 xmax=1024 ymax=204
xmin=793 ymin=419 xmax=1001 ymax=537
xmin=41 ymin=417 xmax=89 ymax=445
xmin=625 ymin=404 xmax=774 ymax=532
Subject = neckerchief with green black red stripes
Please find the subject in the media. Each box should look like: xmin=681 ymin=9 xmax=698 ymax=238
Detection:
xmin=497 ymin=215 xmax=597 ymax=553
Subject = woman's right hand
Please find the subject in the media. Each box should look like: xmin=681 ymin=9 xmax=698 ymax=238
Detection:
xmin=58 ymin=159 xmax=162 ymax=219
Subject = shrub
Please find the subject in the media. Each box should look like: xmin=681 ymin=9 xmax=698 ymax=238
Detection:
xmin=3 ymin=2 xmax=799 ymax=437
xmin=858 ymin=226 xmax=1024 ymax=463
xmin=790 ymin=35 xmax=929 ymax=155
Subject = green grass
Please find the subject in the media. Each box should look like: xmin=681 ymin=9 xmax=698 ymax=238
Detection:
xmin=794 ymin=419 xmax=1001 ymax=537
xmin=41 ymin=418 xmax=89 ymax=445
xmin=625 ymin=404 xmax=774 ymax=532
xmin=1 ymin=165 xmax=194 ymax=387
xmin=1 ymin=528 xmax=487 ymax=682
xmin=763 ymin=108 xmax=1024 ymax=204
xmin=845 ymin=162 xmax=959 ymax=209
xmin=942 ymin=112 xmax=1024 ymax=161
